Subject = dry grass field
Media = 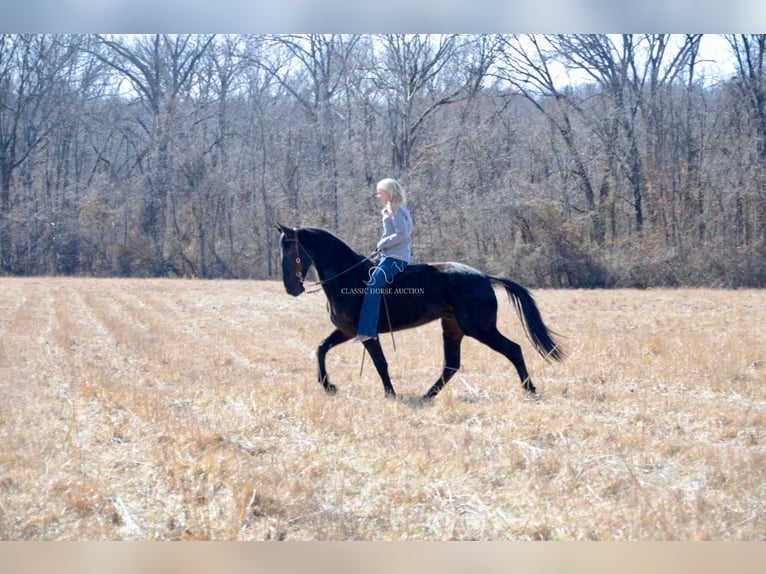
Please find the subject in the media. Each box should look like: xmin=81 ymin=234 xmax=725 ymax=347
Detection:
xmin=0 ymin=277 xmax=763 ymax=540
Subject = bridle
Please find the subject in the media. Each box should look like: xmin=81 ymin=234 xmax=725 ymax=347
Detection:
xmin=282 ymin=234 xmax=308 ymax=285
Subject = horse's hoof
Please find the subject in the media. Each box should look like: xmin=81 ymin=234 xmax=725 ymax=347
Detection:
xmin=523 ymin=383 xmax=541 ymax=401
xmin=384 ymin=389 xmax=396 ymax=399
xmin=325 ymin=383 xmax=338 ymax=395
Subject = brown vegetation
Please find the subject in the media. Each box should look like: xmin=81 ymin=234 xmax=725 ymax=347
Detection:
xmin=0 ymin=278 xmax=763 ymax=540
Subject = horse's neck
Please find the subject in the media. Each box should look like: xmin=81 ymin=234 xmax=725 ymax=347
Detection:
xmin=305 ymin=233 xmax=365 ymax=280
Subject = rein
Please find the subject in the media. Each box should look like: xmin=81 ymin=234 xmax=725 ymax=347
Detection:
xmin=284 ymin=234 xmax=371 ymax=294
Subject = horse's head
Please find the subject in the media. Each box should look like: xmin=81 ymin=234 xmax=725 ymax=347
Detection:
xmin=276 ymin=224 xmax=309 ymax=296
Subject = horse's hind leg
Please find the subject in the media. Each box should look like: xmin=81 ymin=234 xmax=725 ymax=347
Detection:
xmin=317 ymin=329 xmax=351 ymax=394
xmin=423 ymin=317 xmax=464 ymax=401
xmin=363 ymin=338 xmax=396 ymax=398
xmin=471 ymin=327 xmax=536 ymax=394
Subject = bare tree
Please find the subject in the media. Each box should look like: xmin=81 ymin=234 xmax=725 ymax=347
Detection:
xmin=562 ymin=35 xmax=701 ymax=234
xmin=259 ymin=34 xmax=362 ymax=230
xmin=92 ymin=34 xmax=215 ymax=274
xmin=494 ymin=34 xmax=610 ymax=242
xmin=373 ymin=34 xmax=484 ymax=175
xmin=0 ymin=34 xmax=84 ymax=273
xmin=727 ymin=34 xmax=766 ymax=243
xmin=496 ymin=34 xmax=702 ymax=241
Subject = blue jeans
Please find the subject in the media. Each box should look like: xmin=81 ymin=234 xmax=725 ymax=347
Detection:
xmin=357 ymin=257 xmax=408 ymax=338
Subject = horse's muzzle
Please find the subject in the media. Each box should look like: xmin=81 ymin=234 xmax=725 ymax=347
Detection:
xmin=286 ymin=282 xmax=305 ymax=296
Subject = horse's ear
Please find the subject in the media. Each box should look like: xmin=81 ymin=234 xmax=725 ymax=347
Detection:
xmin=274 ymin=223 xmax=291 ymax=235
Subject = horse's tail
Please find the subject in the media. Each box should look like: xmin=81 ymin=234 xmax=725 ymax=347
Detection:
xmin=488 ymin=275 xmax=565 ymax=363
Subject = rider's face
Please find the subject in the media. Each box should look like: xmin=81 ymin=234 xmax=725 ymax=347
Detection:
xmin=376 ymin=188 xmax=390 ymax=206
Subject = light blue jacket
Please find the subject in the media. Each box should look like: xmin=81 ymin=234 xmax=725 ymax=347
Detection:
xmin=376 ymin=204 xmax=413 ymax=263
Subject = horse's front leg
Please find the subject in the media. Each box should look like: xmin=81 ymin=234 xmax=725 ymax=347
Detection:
xmin=317 ymin=329 xmax=351 ymax=395
xmin=362 ymin=338 xmax=396 ymax=398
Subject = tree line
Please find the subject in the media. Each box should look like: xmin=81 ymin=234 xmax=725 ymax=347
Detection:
xmin=1 ymin=34 xmax=765 ymax=287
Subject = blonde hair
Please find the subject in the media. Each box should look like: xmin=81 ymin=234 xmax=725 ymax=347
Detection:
xmin=377 ymin=178 xmax=407 ymax=215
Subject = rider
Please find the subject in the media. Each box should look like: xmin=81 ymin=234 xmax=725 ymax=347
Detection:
xmin=354 ymin=178 xmax=413 ymax=342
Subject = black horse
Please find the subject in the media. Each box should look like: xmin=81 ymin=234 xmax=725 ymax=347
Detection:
xmin=276 ymin=224 xmax=564 ymax=401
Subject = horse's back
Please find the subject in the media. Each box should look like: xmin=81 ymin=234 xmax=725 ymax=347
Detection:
xmin=396 ymin=261 xmax=495 ymax=299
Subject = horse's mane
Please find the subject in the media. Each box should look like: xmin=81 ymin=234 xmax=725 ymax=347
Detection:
xmin=298 ymin=227 xmax=369 ymax=263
